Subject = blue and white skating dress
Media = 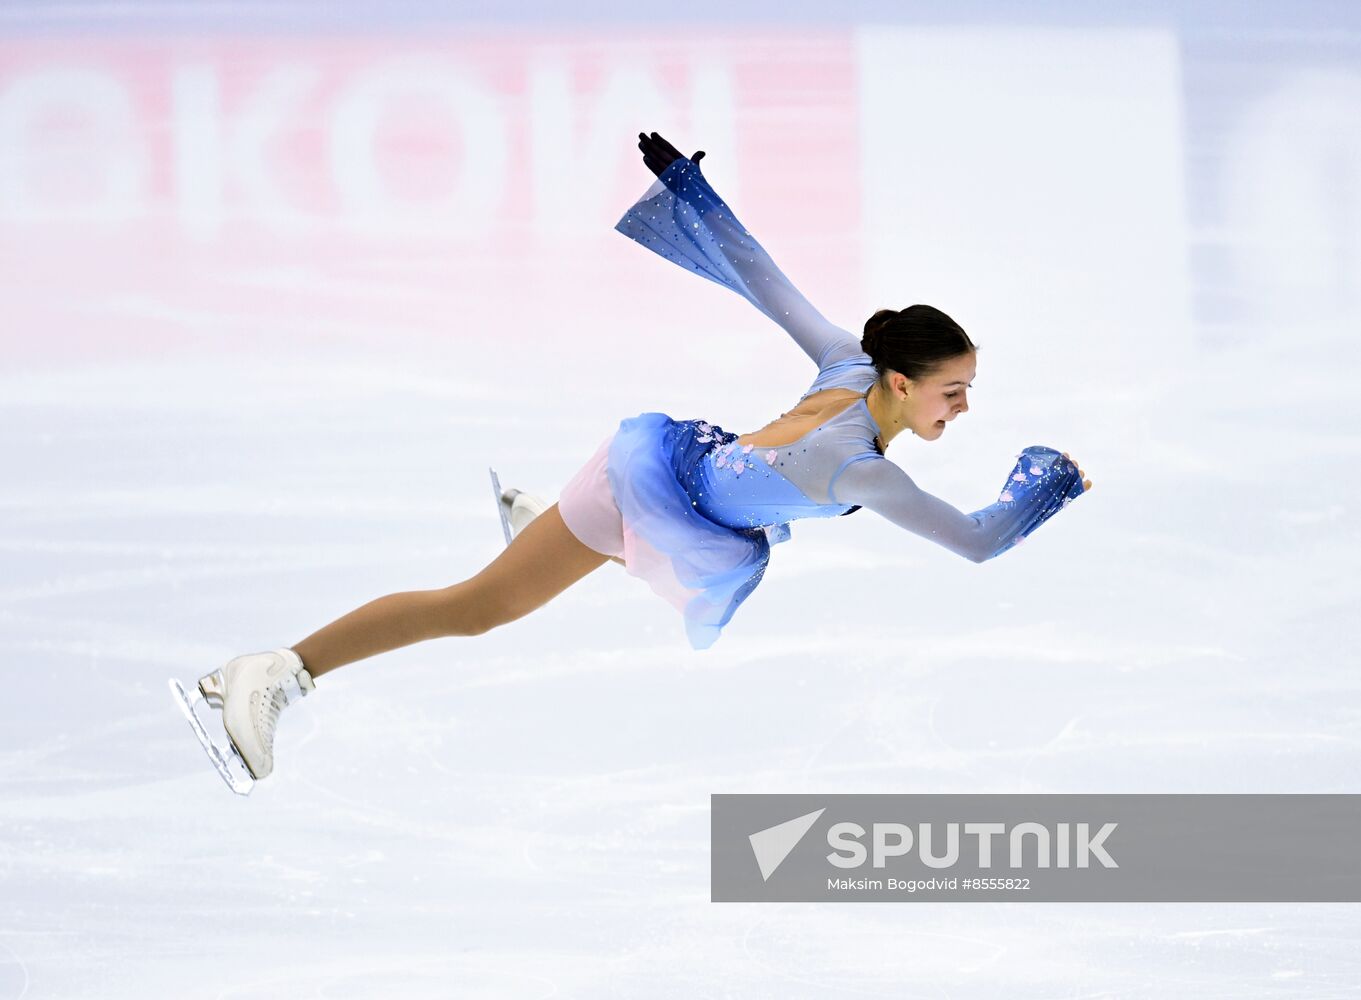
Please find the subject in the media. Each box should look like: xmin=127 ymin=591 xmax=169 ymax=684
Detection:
xmin=557 ymin=156 xmax=1085 ymax=650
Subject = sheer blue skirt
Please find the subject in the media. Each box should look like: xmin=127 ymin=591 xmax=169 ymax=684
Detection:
xmin=559 ymin=412 xmax=776 ymax=650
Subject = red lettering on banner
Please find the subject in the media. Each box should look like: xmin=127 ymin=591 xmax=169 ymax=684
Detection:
xmin=0 ymin=34 xmax=858 ymax=362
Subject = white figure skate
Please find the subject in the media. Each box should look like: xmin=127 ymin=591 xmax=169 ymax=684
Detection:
xmin=169 ymin=647 xmax=315 ymax=796
xmin=488 ymin=467 xmax=548 ymax=546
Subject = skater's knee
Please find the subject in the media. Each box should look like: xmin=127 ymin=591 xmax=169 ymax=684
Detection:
xmin=460 ymin=617 xmax=498 ymax=637
xmin=430 ymin=579 xmax=518 ymax=637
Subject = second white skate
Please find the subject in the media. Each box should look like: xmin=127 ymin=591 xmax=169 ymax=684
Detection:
xmin=488 ymin=467 xmax=548 ymax=546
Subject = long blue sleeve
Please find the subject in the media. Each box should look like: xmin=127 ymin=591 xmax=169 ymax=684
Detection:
xmin=615 ymin=157 xmax=862 ymax=370
xmin=829 ymin=446 xmax=1087 ymax=562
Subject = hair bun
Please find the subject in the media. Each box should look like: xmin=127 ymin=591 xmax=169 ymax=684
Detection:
xmin=862 ymin=308 xmax=896 ymax=359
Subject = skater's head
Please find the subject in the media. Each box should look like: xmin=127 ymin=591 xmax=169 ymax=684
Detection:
xmin=861 ymin=305 xmax=978 ymax=443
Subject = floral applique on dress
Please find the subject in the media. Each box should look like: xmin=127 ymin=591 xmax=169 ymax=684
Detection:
xmin=714 ymin=440 xmax=757 ymax=475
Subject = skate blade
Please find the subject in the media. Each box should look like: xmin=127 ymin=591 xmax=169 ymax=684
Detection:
xmin=488 ymin=466 xmax=513 ymax=548
xmin=167 ymin=677 xmax=256 ymax=796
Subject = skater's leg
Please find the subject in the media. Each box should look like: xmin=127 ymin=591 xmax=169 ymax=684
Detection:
xmin=507 ymin=489 xmax=622 ymax=566
xmin=292 ymin=503 xmax=608 ymax=679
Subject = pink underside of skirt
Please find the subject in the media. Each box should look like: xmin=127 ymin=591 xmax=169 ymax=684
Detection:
xmin=558 ymin=432 xmax=702 ymax=614
xmin=557 ymin=434 xmax=624 ymax=559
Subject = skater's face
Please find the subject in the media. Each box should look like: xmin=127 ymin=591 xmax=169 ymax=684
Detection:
xmin=902 ymin=352 xmax=975 ymax=441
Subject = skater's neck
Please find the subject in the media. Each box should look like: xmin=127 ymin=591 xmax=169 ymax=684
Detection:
xmin=864 ymin=381 xmax=900 ymax=451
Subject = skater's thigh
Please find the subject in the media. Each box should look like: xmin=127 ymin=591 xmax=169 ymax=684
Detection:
xmin=467 ymin=503 xmax=609 ymax=626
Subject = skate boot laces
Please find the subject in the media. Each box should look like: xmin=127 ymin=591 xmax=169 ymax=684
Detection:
xmin=253 ymin=653 xmax=314 ymax=759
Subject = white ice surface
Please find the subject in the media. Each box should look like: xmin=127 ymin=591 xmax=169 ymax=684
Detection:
xmin=1 ymin=10 xmax=1360 ymax=999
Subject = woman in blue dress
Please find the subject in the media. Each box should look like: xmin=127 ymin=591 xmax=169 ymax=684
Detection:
xmin=171 ymin=132 xmax=1091 ymax=794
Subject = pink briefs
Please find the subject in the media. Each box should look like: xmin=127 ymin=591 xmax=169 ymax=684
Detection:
xmin=557 ymin=432 xmax=626 ymax=560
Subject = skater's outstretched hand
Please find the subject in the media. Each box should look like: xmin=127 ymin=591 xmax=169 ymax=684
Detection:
xmin=637 ymin=131 xmax=706 ymax=178
xmin=1062 ymin=452 xmax=1093 ymax=492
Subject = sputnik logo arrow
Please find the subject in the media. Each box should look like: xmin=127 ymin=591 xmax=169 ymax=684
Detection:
xmin=749 ymin=808 xmax=826 ymax=881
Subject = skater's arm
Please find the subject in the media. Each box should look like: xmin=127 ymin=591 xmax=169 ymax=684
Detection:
xmin=828 ymin=448 xmax=1087 ymax=562
xmin=618 ymin=137 xmax=859 ymax=369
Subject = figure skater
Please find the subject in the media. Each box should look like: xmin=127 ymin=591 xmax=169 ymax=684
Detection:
xmin=170 ymin=132 xmax=1092 ymax=795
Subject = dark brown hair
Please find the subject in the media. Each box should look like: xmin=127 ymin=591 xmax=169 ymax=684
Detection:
xmin=860 ymin=305 xmax=978 ymax=381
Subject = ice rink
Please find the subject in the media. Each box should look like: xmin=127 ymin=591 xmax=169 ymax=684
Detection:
xmin=2 ymin=2 xmax=1360 ymax=996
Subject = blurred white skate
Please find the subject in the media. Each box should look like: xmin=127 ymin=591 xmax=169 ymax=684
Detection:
xmin=488 ymin=467 xmax=548 ymax=546
xmin=168 ymin=647 xmax=314 ymax=796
